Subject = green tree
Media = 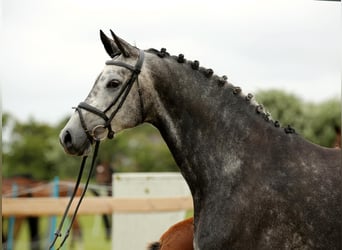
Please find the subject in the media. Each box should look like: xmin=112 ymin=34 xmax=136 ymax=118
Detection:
xmin=304 ymin=99 xmax=341 ymax=147
xmin=256 ymin=90 xmax=340 ymax=147
xmin=2 ymin=113 xmax=177 ymax=180
xmin=2 ymin=115 xmax=80 ymax=180
xmin=98 ymin=124 xmax=178 ymax=173
xmin=3 ymin=117 xmax=57 ymax=179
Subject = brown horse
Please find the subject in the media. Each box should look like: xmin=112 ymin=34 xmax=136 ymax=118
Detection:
xmin=148 ymin=217 xmax=194 ymax=250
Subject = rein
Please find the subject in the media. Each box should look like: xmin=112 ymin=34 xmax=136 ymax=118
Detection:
xmin=50 ymin=50 xmax=145 ymax=249
xmin=49 ymin=140 xmax=100 ymax=250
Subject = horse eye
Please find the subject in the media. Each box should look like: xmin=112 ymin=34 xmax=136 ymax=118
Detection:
xmin=106 ymin=79 xmax=121 ymax=89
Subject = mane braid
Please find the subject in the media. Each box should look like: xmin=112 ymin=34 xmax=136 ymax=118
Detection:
xmin=146 ymin=48 xmax=296 ymax=134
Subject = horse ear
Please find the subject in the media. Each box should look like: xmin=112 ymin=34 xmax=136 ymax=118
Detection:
xmin=100 ymin=30 xmax=119 ymax=58
xmin=110 ymin=30 xmax=134 ymax=58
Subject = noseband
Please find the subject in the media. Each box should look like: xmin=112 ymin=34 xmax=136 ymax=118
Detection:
xmin=76 ymin=50 xmax=145 ymax=141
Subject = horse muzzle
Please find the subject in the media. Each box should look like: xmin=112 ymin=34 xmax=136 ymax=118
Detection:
xmin=59 ymin=118 xmax=92 ymax=156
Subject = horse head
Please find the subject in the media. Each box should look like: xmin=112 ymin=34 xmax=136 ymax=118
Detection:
xmin=60 ymin=31 xmax=147 ymax=156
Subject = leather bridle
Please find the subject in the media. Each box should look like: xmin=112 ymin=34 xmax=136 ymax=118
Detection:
xmin=76 ymin=49 xmax=145 ymax=142
xmin=49 ymin=50 xmax=145 ymax=249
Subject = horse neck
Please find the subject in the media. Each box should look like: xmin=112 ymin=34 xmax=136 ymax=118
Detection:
xmin=145 ymin=53 xmax=280 ymax=194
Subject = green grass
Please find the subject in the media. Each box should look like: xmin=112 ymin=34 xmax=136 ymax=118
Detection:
xmin=4 ymin=215 xmax=111 ymax=250
xmin=5 ymin=211 xmax=194 ymax=250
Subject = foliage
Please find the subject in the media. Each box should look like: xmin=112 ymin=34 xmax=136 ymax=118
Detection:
xmin=2 ymin=115 xmax=177 ymax=180
xmin=2 ymin=90 xmax=340 ymax=180
xmin=304 ymin=99 xmax=341 ymax=146
xmin=2 ymin=114 xmax=80 ymax=180
xmin=97 ymin=124 xmax=178 ymax=173
xmin=256 ymin=90 xmax=341 ymax=147
xmin=3 ymin=116 xmax=56 ymax=179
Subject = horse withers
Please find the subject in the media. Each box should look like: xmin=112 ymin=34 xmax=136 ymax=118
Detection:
xmin=59 ymin=30 xmax=341 ymax=250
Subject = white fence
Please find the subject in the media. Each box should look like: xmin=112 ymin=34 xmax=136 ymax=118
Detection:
xmin=112 ymin=172 xmax=191 ymax=250
xmin=2 ymin=172 xmax=193 ymax=250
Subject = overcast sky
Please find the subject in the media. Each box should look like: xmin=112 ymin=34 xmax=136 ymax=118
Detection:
xmin=1 ymin=0 xmax=340 ymax=124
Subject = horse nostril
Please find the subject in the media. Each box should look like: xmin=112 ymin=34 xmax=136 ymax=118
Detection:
xmin=63 ymin=130 xmax=73 ymax=147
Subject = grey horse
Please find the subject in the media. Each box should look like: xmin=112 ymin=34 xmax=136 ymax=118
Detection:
xmin=59 ymin=31 xmax=341 ymax=250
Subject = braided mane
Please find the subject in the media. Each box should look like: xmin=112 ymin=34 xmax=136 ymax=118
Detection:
xmin=146 ymin=48 xmax=295 ymax=134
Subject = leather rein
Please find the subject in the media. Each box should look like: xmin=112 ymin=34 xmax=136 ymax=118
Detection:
xmin=49 ymin=50 xmax=145 ymax=249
